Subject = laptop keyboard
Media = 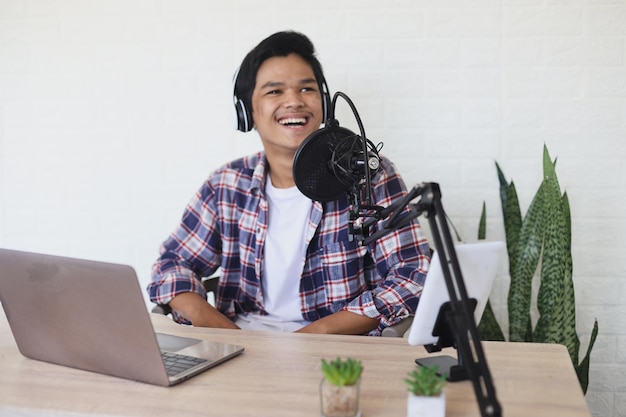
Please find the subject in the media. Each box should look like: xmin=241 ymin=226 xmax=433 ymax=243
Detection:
xmin=161 ymin=351 xmax=208 ymax=377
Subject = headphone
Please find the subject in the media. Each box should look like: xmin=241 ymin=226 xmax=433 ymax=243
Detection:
xmin=233 ymin=68 xmax=332 ymax=133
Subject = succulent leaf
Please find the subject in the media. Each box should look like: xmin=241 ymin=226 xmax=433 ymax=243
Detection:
xmin=321 ymin=358 xmax=363 ymax=386
xmin=404 ymin=366 xmax=447 ymax=397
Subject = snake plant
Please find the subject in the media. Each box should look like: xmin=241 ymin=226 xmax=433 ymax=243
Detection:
xmin=477 ymin=144 xmax=598 ymax=394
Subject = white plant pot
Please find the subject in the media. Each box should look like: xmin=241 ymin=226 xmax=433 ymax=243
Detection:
xmin=407 ymin=392 xmax=446 ymax=417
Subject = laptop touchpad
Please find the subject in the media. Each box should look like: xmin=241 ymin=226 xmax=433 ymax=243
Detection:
xmin=156 ymin=332 xmax=201 ymax=352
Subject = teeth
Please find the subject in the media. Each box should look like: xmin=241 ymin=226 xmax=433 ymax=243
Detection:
xmin=279 ymin=117 xmax=306 ymax=125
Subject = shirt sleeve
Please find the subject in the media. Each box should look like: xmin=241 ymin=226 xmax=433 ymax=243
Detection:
xmin=147 ymin=179 xmax=221 ymax=308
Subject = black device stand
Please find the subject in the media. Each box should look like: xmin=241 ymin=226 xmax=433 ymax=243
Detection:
xmin=417 ymin=299 xmax=478 ymax=382
xmin=352 ymin=182 xmax=502 ymax=417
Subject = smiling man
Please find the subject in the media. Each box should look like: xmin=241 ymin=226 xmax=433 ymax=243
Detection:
xmin=251 ymin=53 xmax=324 ymax=188
xmin=148 ymin=31 xmax=431 ymax=335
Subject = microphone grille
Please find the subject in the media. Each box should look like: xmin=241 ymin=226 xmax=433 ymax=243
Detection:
xmin=293 ymin=125 xmax=356 ymax=202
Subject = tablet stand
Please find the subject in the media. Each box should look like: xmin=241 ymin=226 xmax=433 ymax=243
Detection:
xmin=349 ymin=182 xmax=502 ymax=417
xmin=417 ymin=299 xmax=477 ymax=382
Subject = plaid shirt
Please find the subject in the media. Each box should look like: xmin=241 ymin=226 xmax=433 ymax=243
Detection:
xmin=148 ymin=151 xmax=430 ymax=335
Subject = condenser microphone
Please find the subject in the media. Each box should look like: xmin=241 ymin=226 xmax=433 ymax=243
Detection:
xmin=293 ymin=92 xmax=381 ymax=202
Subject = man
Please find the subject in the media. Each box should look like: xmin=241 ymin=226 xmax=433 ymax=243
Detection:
xmin=148 ymin=31 xmax=430 ymax=335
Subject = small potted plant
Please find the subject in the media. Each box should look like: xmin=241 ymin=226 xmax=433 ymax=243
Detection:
xmin=404 ymin=365 xmax=447 ymax=417
xmin=320 ymin=357 xmax=363 ymax=417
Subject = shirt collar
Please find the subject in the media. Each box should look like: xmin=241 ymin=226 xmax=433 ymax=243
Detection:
xmin=250 ymin=152 xmax=269 ymax=196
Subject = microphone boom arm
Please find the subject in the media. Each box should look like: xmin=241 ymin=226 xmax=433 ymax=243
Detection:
xmin=354 ymin=182 xmax=502 ymax=417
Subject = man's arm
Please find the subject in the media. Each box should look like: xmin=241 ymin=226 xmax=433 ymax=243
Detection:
xmin=296 ymin=311 xmax=379 ymax=335
xmin=168 ymin=292 xmax=240 ymax=329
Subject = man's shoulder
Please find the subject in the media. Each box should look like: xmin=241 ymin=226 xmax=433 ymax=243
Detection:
xmin=207 ymin=151 xmax=266 ymax=189
xmin=223 ymin=151 xmax=265 ymax=172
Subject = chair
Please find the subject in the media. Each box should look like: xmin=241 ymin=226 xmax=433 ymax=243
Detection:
xmin=151 ymin=276 xmax=412 ymax=337
xmin=381 ymin=316 xmax=413 ymax=337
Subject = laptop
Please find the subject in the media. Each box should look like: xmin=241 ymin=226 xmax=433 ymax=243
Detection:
xmin=0 ymin=248 xmax=244 ymax=387
xmin=408 ymin=240 xmax=505 ymax=346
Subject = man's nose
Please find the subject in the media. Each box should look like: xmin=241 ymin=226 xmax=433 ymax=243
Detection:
xmin=283 ymin=89 xmax=305 ymax=108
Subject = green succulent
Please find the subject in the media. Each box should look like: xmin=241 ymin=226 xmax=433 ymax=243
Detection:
xmin=321 ymin=357 xmax=363 ymax=386
xmin=404 ymin=366 xmax=447 ymax=397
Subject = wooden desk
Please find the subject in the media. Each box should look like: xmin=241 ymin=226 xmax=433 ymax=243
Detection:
xmin=0 ymin=312 xmax=590 ymax=417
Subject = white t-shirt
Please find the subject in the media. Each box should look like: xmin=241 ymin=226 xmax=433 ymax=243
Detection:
xmin=235 ymin=178 xmax=312 ymax=332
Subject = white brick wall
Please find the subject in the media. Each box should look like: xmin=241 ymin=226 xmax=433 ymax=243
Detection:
xmin=0 ymin=1 xmax=623 ymax=415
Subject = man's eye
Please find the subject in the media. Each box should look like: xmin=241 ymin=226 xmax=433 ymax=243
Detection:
xmin=267 ymin=90 xmax=281 ymax=95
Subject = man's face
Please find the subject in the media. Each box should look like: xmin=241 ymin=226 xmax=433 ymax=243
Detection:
xmin=250 ymin=53 xmax=324 ymax=161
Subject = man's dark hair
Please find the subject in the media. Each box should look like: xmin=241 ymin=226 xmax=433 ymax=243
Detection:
xmin=234 ymin=31 xmax=327 ymax=114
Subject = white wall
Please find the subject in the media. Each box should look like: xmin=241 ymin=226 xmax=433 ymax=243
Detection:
xmin=0 ymin=1 xmax=623 ymax=415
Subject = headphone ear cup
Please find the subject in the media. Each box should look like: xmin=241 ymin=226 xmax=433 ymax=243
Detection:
xmin=232 ymin=65 xmax=253 ymax=133
xmin=234 ymin=98 xmax=251 ymax=132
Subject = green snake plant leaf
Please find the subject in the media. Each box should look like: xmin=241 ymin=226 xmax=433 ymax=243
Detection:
xmin=507 ymin=182 xmax=545 ymax=342
xmin=576 ymin=318 xmax=599 ymax=394
xmin=534 ymin=146 xmax=581 ymax=367
xmin=497 ymin=163 xmax=540 ymax=340
xmin=478 ymin=201 xmax=486 ymax=240
xmin=477 ymin=202 xmax=505 ymax=341
xmin=562 ymin=193 xmax=580 ymax=364
xmin=559 ymin=192 xmax=581 ymax=366
xmin=478 ymin=300 xmax=505 ymax=341
xmin=534 ymin=147 xmax=567 ymax=344
xmin=484 ymin=146 xmax=596 ymax=392
xmin=496 ymin=163 xmax=522 ymax=269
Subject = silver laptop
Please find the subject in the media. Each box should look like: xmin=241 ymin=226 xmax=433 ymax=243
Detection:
xmin=408 ymin=241 xmax=505 ymax=346
xmin=0 ymin=248 xmax=244 ymax=387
